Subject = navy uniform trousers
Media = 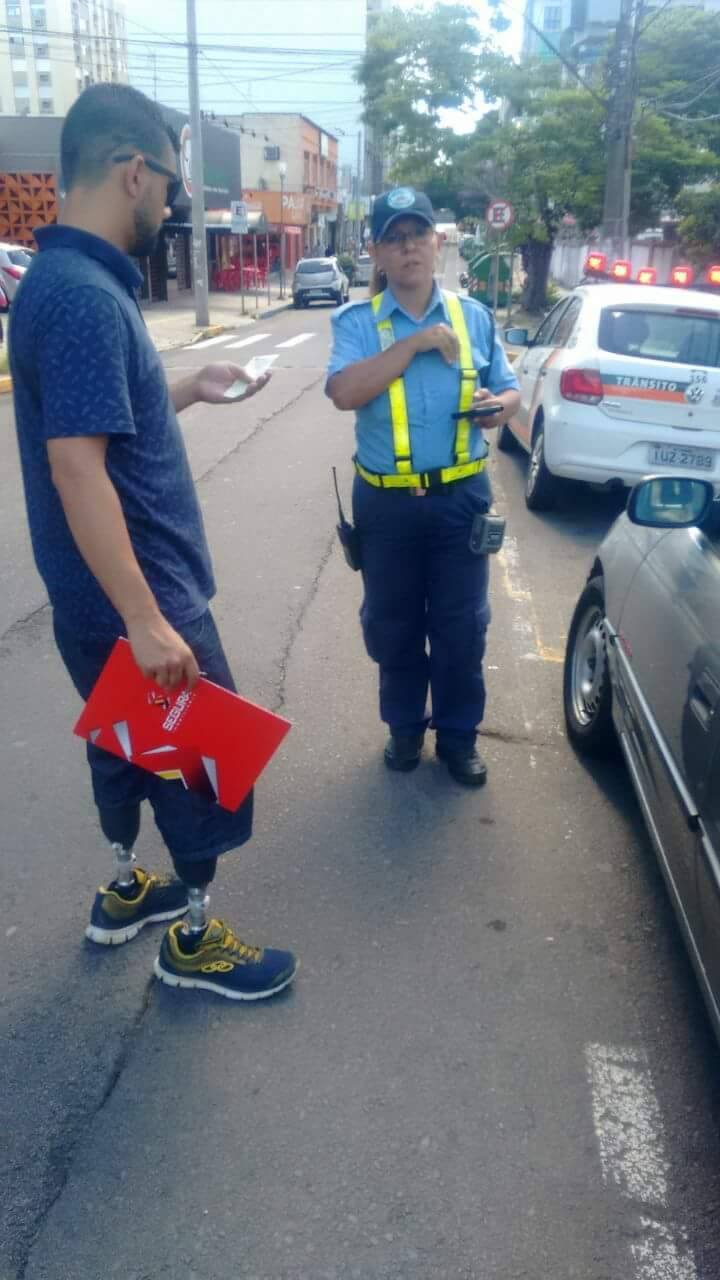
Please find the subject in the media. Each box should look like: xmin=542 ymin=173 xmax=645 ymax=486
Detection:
xmin=353 ymin=470 xmax=491 ymax=744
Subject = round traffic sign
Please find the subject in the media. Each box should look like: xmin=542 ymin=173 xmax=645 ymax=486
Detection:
xmin=486 ymin=199 xmax=515 ymax=230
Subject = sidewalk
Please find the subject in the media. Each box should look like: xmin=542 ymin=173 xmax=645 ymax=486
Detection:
xmin=141 ymin=277 xmax=292 ymax=351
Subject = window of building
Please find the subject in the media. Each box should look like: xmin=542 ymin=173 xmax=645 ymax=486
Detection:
xmin=9 ymin=34 xmax=24 ymax=55
xmin=303 ymin=151 xmax=310 ymax=185
xmin=16 ymin=100 xmax=30 ymax=115
xmin=6 ymin=3 xmax=22 ymax=27
xmin=31 ymin=5 xmax=48 ymax=30
xmin=13 ymin=70 xmax=29 ymax=87
xmin=543 ymin=5 xmax=562 ymax=31
xmin=35 ymin=42 xmax=49 ymax=58
xmin=39 ymin=97 xmax=54 ymax=114
xmin=37 ymin=71 xmax=51 ymax=86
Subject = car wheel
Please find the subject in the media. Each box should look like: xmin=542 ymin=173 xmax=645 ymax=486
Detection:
xmin=497 ymin=422 xmax=517 ymax=453
xmin=334 ymin=291 xmax=343 ymax=307
xmin=525 ymin=421 xmax=559 ymax=511
xmin=563 ymin=577 xmax=615 ymax=757
xmin=293 ymin=296 xmax=302 ymax=309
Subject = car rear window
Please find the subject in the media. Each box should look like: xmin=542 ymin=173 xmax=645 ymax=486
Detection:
xmin=297 ymin=259 xmax=332 ymax=273
xmin=599 ymin=306 xmax=720 ymax=367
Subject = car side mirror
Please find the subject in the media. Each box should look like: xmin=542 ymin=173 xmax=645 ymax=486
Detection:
xmin=504 ymin=327 xmax=530 ymax=346
xmin=627 ymin=476 xmax=715 ymax=528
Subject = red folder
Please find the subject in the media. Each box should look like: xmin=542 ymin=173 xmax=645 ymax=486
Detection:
xmin=74 ymin=638 xmax=291 ymax=812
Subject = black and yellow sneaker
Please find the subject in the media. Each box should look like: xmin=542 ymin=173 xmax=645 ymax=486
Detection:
xmin=86 ymin=868 xmax=188 ymax=946
xmin=154 ymin=919 xmax=298 ymax=1001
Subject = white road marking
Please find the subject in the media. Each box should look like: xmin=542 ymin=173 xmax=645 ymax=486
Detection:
xmin=632 ymin=1218 xmax=697 ymax=1280
xmin=184 ymin=333 xmax=237 ymax=351
xmin=225 ymin=332 xmax=272 ymax=349
xmin=585 ymin=1044 xmax=698 ymax=1280
xmin=495 ymin=528 xmax=563 ymax=663
xmin=586 ymin=1043 xmax=668 ymax=1204
xmin=275 ymin=332 xmax=315 ymax=349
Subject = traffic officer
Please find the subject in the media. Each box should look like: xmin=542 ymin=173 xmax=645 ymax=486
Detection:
xmin=326 ymin=188 xmax=520 ymax=786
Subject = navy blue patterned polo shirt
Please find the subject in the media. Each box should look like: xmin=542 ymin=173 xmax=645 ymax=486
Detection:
xmin=10 ymin=225 xmax=216 ymax=638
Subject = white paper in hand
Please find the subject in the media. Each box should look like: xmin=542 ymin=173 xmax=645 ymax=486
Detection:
xmin=223 ymin=353 xmax=278 ymax=400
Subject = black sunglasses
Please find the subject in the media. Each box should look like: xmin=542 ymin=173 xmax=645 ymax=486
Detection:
xmin=113 ymin=153 xmax=181 ymax=207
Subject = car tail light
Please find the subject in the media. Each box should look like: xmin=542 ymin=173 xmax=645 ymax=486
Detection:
xmin=560 ymin=368 xmax=603 ymax=405
xmin=637 ymin=267 xmax=657 ymax=285
xmin=671 ymin=265 xmax=694 ymax=287
xmin=4 ymin=265 xmax=22 ymax=280
xmin=611 ymin=260 xmax=631 ymax=280
xmin=706 ymin=265 xmax=720 ymax=287
xmin=584 ymin=252 xmax=607 ymax=274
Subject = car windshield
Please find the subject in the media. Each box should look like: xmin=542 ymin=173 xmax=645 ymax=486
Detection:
xmin=598 ymin=306 xmax=720 ymax=367
xmin=6 ymin=249 xmax=33 ymax=268
xmin=296 ymin=260 xmax=332 ymax=273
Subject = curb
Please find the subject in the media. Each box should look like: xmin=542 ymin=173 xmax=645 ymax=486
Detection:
xmin=150 ymin=300 xmax=294 ymax=354
xmin=0 ymin=373 xmax=11 ymax=396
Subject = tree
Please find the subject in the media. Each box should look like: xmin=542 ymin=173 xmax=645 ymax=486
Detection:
xmin=356 ymin=2 xmax=720 ymax=310
xmin=676 ymin=188 xmax=720 ymax=266
xmin=356 ymin=3 xmax=485 ymax=185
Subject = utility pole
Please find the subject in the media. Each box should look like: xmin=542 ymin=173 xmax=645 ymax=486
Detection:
xmin=355 ymin=129 xmax=362 ymax=253
xmin=186 ymin=0 xmax=209 ymax=328
xmin=602 ymin=0 xmax=640 ymax=258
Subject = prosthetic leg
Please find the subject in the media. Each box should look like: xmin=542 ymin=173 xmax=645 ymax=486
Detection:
xmin=171 ymin=858 xmax=218 ymax=948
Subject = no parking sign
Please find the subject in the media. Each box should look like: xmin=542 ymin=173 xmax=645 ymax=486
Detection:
xmin=486 ymin=199 xmax=515 ymax=231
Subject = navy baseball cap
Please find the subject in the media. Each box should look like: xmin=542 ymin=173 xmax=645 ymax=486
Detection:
xmin=371 ymin=188 xmax=435 ymax=243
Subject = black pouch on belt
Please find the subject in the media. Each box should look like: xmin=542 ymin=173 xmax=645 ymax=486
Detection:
xmin=332 ymin=467 xmax=362 ymax=571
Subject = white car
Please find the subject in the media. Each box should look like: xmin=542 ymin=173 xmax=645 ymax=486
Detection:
xmin=500 ymin=282 xmax=720 ymax=511
xmin=0 ymin=242 xmax=34 ymax=303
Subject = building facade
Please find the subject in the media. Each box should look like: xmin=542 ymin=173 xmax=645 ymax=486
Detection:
xmin=229 ymin=112 xmax=339 ymax=262
xmin=522 ymin=0 xmax=720 ymax=67
xmin=0 ymin=106 xmax=244 ymax=300
xmin=0 ymin=0 xmax=128 ymax=118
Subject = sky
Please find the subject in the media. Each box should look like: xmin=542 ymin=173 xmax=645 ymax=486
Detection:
xmin=121 ymin=0 xmax=524 ymax=171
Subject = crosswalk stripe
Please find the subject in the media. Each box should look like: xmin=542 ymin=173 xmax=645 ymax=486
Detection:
xmin=275 ymin=332 xmax=315 ymax=349
xmin=184 ymin=333 xmax=237 ymax=351
xmin=225 ymin=332 xmax=272 ymax=350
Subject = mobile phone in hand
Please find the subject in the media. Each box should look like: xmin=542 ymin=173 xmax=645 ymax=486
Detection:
xmin=451 ymin=402 xmax=504 ymax=420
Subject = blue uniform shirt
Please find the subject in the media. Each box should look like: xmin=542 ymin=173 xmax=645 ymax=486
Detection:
xmin=326 ymin=282 xmax=519 ymax=474
xmin=11 ymin=225 xmax=216 ymax=639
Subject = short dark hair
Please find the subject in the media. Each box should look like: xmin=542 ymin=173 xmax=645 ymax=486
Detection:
xmin=61 ymin=83 xmax=178 ymax=191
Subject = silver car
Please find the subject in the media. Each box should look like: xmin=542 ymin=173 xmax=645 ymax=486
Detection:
xmin=354 ymin=253 xmax=373 ymax=287
xmin=292 ymin=257 xmax=350 ymax=309
xmin=0 ymin=243 xmax=34 ymax=302
xmin=564 ymin=475 xmax=720 ymax=1038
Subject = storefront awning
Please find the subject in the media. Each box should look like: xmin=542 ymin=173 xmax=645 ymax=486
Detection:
xmin=166 ymin=208 xmax=269 ymax=233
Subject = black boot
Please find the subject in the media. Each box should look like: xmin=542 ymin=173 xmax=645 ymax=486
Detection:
xmin=384 ymin=733 xmax=425 ymax=772
xmin=436 ymin=739 xmax=488 ymax=787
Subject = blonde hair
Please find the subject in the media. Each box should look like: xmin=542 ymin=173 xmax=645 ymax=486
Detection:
xmin=369 ymin=263 xmax=387 ymax=298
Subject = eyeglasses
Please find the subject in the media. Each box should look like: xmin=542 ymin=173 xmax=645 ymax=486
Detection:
xmin=382 ymin=224 xmax=434 ymax=249
xmin=113 ymin=153 xmax=181 ymax=207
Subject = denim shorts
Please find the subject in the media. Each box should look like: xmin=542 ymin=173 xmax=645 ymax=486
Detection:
xmin=53 ymin=609 xmax=253 ymax=863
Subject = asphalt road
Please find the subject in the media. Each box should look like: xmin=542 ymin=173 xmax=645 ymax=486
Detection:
xmin=1 ymin=249 xmax=720 ymax=1280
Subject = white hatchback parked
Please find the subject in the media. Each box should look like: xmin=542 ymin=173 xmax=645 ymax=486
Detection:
xmin=500 ymin=282 xmax=720 ymax=510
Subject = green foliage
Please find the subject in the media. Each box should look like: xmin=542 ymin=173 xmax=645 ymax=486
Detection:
xmin=676 ymin=188 xmax=720 ymax=264
xmin=637 ymin=9 xmax=720 ymax=161
xmin=354 ymin=0 xmax=720 ymax=305
xmin=356 ymin=3 xmax=484 ymax=172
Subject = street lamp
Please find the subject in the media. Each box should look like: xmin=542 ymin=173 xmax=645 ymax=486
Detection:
xmin=278 ymin=160 xmax=287 ymax=299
